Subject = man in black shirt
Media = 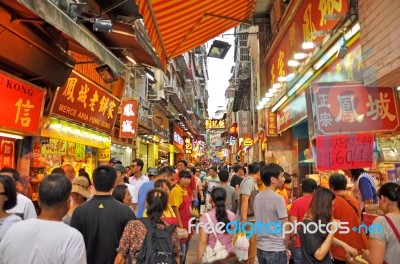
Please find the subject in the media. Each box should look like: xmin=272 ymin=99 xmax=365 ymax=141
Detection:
xmin=71 ymin=165 xmax=135 ymax=264
xmin=230 ymin=164 xmax=245 ymax=195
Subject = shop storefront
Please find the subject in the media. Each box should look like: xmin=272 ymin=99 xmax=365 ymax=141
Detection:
xmin=172 ymin=124 xmax=185 ymax=165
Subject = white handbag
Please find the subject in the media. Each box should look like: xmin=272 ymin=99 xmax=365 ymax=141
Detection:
xmin=201 ymin=213 xmax=229 ymax=263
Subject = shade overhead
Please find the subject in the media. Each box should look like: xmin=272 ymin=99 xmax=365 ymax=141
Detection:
xmin=136 ymin=0 xmax=256 ymax=69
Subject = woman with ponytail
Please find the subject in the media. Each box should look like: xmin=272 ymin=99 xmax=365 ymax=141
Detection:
xmin=115 ymin=189 xmax=181 ymax=264
xmin=197 ymin=187 xmax=236 ymax=263
xmin=364 ymin=182 xmax=400 ymax=264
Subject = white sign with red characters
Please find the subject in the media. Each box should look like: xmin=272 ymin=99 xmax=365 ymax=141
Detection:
xmin=119 ymin=99 xmax=138 ymax=138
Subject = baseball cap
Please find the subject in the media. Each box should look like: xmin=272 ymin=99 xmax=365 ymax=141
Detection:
xmin=71 ymin=177 xmax=91 ymax=199
xmin=114 ymin=164 xmax=127 ymax=173
xmin=109 ymin=157 xmax=122 ymax=164
xmin=147 ymin=167 xmax=159 ymax=176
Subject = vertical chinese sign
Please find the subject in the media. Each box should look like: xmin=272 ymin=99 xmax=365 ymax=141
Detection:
xmin=237 ymin=111 xmax=251 ymax=138
xmin=51 ymin=71 xmax=120 ymax=134
xmin=184 ymin=137 xmax=193 ymax=154
xmin=0 ymin=70 xmax=46 ymax=134
xmin=316 ymin=133 xmax=374 ymax=170
xmin=310 ymin=83 xmax=400 ymax=135
xmin=119 ymin=99 xmax=139 ymax=138
xmin=265 ymin=109 xmax=277 ymax=136
xmin=0 ymin=137 xmax=15 ymax=168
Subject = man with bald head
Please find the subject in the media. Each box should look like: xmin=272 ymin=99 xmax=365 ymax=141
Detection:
xmin=61 ymin=164 xmax=76 ymax=181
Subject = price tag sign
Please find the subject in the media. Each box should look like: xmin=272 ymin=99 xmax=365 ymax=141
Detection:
xmin=316 ymin=133 xmax=374 ymax=170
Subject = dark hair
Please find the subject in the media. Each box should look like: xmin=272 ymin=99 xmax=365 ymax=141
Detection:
xmin=179 ymin=169 xmax=191 ymax=179
xmin=78 ymin=171 xmax=92 ymax=186
xmin=38 ymin=174 xmax=72 ymax=208
xmin=209 ymin=165 xmax=217 ymax=172
xmin=112 ymin=185 xmax=128 ymax=203
xmin=51 ymin=167 xmax=65 ymax=175
xmin=329 ymin=173 xmax=347 ymax=191
xmin=189 ymin=167 xmax=196 ymax=175
xmin=248 ymin=162 xmax=260 ymax=175
xmin=78 ymin=168 xmax=86 ymax=173
xmin=159 ymin=166 xmax=175 ymax=177
xmin=0 ymin=167 xmax=20 ymax=181
xmin=211 ymin=187 xmax=230 ymax=232
xmin=283 ymin=172 xmax=292 ymax=184
xmin=0 ymin=175 xmax=17 ymax=210
xmin=233 ymin=165 xmax=242 ymax=173
xmin=177 ymin=160 xmax=188 ymax=167
xmin=154 ymin=179 xmax=172 ymax=190
xmin=146 ymin=189 xmax=168 ymax=224
xmin=307 ymin=187 xmax=336 ymax=227
xmin=378 ymin=182 xmax=400 ymax=208
xmin=218 ymin=169 xmax=229 ymax=182
xmin=93 ymin=165 xmax=116 ymax=192
xmin=260 ymin=163 xmax=283 ymax=186
xmin=301 ymin=178 xmax=318 ymax=193
xmin=350 ymin=169 xmax=366 ymax=181
xmin=132 ymin=158 xmax=144 ymax=171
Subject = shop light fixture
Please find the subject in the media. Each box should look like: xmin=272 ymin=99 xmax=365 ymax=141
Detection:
xmin=0 ymin=132 xmax=23 ymax=139
xmin=285 ymin=73 xmax=296 ymax=82
xmin=271 ymin=95 xmax=288 ymax=112
xmin=324 ymin=13 xmax=345 ymax=20
xmin=273 ymin=83 xmax=282 ymax=89
xmin=123 ymin=50 xmax=137 ymax=65
xmin=397 ymin=86 xmax=400 ymax=91
xmin=265 ymin=92 xmax=274 ymax=97
xmin=262 ymin=97 xmax=270 ymax=103
xmin=302 ymin=41 xmax=318 ymax=50
xmin=269 ymin=87 xmax=278 ymax=94
xmin=207 ymin=40 xmax=232 ymax=59
xmin=95 ymin=64 xmax=118 ymax=83
xmin=288 ymin=70 xmax=314 ymax=96
xmin=312 ymin=30 xmax=329 ymax=37
xmin=256 ymin=105 xmax=264 ymax=110
xmin=294 ymin=53 xmax=308 ymax=60
xmin=277 ymin=76 xmax=286 ymax=82
xmin=144 ymin=68 xmax=156 ymax=82
xmin=288 ymin=60 xmax=301 ymax=67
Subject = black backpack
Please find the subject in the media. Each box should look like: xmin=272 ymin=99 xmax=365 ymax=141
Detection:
xmin=135 ymin=218 xmax=177 ymax=264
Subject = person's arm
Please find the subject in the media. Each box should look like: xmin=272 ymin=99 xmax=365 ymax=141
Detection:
xmin=235 ymin=184 xmax=240 ymax=196
xmin=240 ymin=194 xmax=249 ymax=222
xmin=289 ymin=215 xmax=298 ymax=240
xmin=332 ymin=237 xmax=358 ymax=256
xmin=114 ymin=253 xmax=126 ymax=264
xmin=313 ymin=232 xmax=335 ymax=261
xmin=281 ymin=217 xmax=290 ymax=247
xmin=197 ymin=226 xmax=209 ymax=262
xmin=364 ymin=238 xmax=386 ymax=264
xmin=172 ymin=206 xmax=183 ymax=228
xmin=359 ymin=177 xmax=374 ymax=204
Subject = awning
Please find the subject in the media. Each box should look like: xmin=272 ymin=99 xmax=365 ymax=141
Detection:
xmin=136 ymin=0 xmax=256 ymax=69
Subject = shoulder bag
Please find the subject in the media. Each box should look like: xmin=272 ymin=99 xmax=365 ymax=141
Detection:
xmin=201 ymin=213 xmax=229 ymax=263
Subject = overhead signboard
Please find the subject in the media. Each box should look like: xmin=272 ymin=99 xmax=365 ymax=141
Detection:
xmin=51 ymin=71 xmax=120 ymax=134
xmin=119 ymin=99 xmax=139 ymax=138
xmin=205 ymin=119 xmax=226 ymax=129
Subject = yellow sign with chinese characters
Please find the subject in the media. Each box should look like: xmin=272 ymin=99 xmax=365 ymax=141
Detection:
xmin=205 ymin=119 xmax=226 ymax=129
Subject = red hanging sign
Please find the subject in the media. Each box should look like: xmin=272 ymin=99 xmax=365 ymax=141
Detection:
xmin=316 ymin=133 xmax=374 ymax=170
xmin=119 ymin=99 xmax=138 ymax=138
xmin=0 ymin=137 xmax=15 ymax=168
xmin=0 ymin=70 xmax=46 ymax=134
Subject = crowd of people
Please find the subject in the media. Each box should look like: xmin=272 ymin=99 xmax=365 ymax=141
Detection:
xmin=0 ymin=159 xmax=399 ymax=264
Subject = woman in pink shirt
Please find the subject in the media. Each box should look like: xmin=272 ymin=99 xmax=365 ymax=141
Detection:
xmin=197 ymin=187 xmax=236 ymax=262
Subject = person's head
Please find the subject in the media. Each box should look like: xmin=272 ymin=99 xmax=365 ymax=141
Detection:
xmin=208 ymin=166 xmax=218 ymax=177
xmin=248 ymin=162 xmax=261 ymax=178
xmin=377 ymin=182 xmax=400 ymax=213
xmin=109 ymin=157 xmax=122 ymax=166
xmin=154 ymin=179 xmax=172 ymax=194
xmin=78 ymin=170 xmax=92 ymax=186
xmin=92 ymin=165 xmax=117 ymax=192
xmin=195 ymin=168 xmax=201 ymax=177
xmin=112 ymin=185 xmax=131 ymax=206
xmin=233 ymin=164 xmax=244 ymax=176
xmin=146 ymin=188 xmax=168 ymax=223
xmin=307 ymin=187 xmax=336 ymax=225
xmin=0 ymin=167 xmax=20 ymax=182
xmin=218 ymin=169 xmax=229 ymax=183
xmin=349 ymin=168 xmax=366 ymax=181
xmin=158 ymin=166 xmax=175 ymax=182
xmin=0 ymin=175 xmax=17 ymax=211
xmin=176 ymin=160 xmax=188 ymax=172
xmin=51 ymin=167 xmax=65 ymax=175
xmin=38 ymin=174 xmax=72 ymax=213
xmin=147 ymin=167 xmax=159 ymax=181
xmin=329 ymin=173 xmax=347 ymax=191
xmin=301 ymin=178 xmax=318 ymax=194
xmin=131 ymin=158 xmax=144 ymax=173
xmin=114 ymin=163 xmax=127 ymax=182
xmin=178 ymin=170 xmax=191 ymax=188
xmin=70 ymin=176 xmax=90 ymax=204
xmin=210 ymin=187 xmax=230 ymax=231
xmin=189 ymin=167 xmax=196 ymax=176
xmin=260 ymin=163 xmax=284 ymax=188
xmin=61 ymin=164 xmax=76 ymax=181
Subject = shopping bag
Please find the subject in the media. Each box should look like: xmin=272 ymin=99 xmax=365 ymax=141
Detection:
xmin=232 ymin=232 xmax=249 ymax=261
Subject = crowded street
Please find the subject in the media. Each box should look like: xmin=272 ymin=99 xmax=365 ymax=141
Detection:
xmin=0 ymin=0 xmax=400 ymax=264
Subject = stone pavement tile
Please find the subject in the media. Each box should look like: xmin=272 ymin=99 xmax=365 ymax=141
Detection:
xmin=185 ymin=233 xmax=199 ymax=264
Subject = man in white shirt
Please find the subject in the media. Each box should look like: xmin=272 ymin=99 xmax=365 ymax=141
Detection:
xmin=0 ymin=174 xmax=86 ymax=264
xmin=128 ymin=158 xmax=149 ymax=212
xmin=0 ymin=167 xmax=36 ymax=220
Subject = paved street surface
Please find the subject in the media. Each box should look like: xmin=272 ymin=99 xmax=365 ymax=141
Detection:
xmin=186 ymin=233 xmax=199 ymax=264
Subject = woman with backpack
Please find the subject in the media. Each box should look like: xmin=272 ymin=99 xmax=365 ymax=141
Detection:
xmin=115 ymin=189 xmax=181 ymax=264
xmin=197 ymin=187 xmax=236 ymax=263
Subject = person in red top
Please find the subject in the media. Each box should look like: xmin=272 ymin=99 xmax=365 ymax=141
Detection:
xmin=289 ymin=178 xmax=318 ymax=264
xmin=329 ymin=173 xmax=367 ymax=264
